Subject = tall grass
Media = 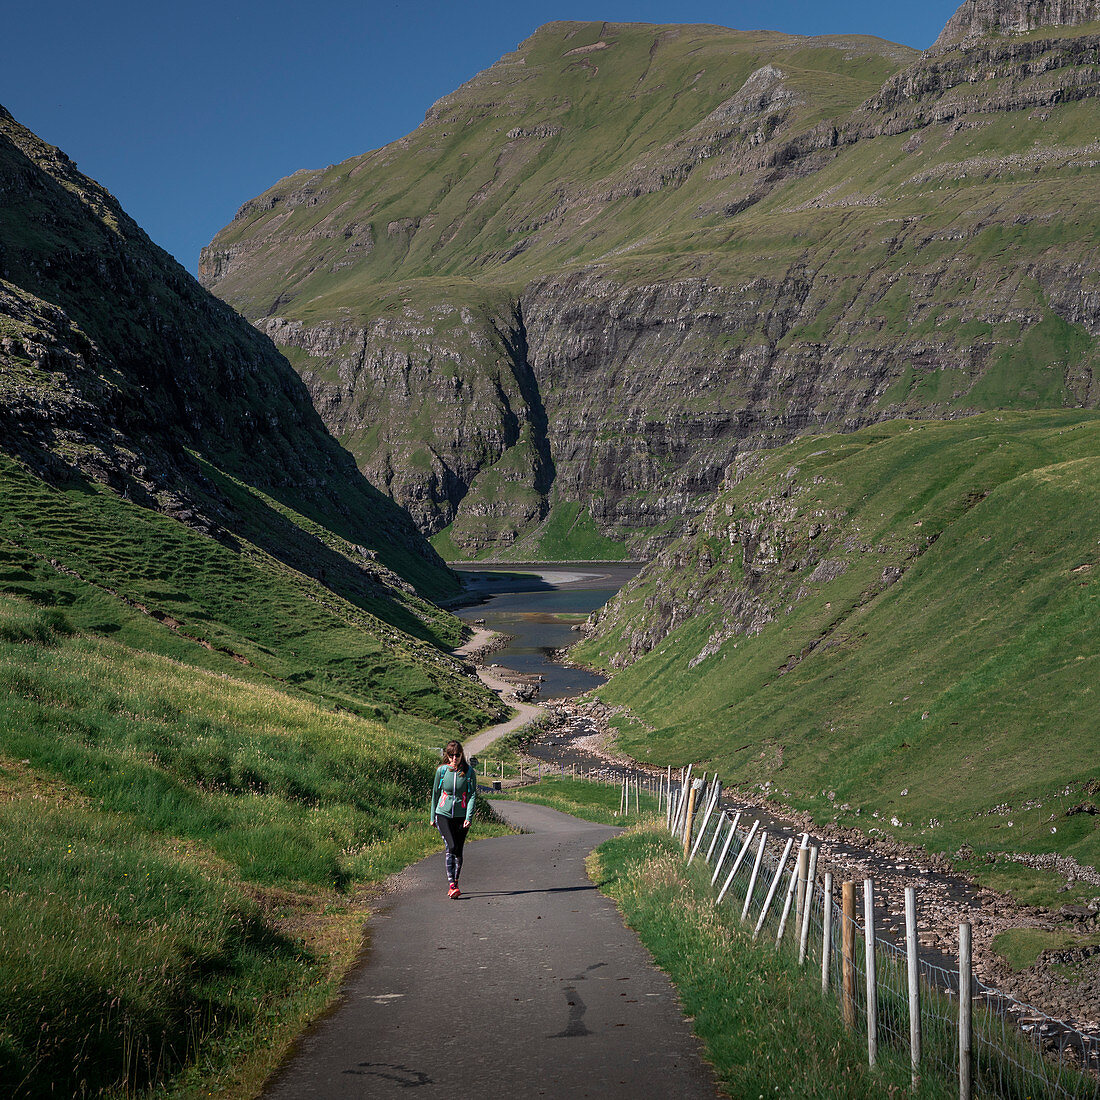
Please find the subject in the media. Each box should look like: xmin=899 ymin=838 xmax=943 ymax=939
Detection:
xmin=0 ymin=596 xmax=470 ymax=1097
xmin=594 ymin=825 xmax=1100 ymax=1099
xmin=0 ymin=799 xmax=304 ymax=1099
xmin=592 ymin=826 xmax=951 ymax=1098
xmin=0 ymin=450 xmax=510 ymax=1096
xmin=577 ymin=412 xmax=1100 ymax=896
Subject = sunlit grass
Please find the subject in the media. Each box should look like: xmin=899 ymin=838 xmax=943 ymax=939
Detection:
xmin=501 ymin=775 xmax=658 ymax=826
xmin=591 ymin=826 xmax=950 ymax=1098
xmin=594 ymin=826 xmax=1099 ymax=1099
xmin=0 ymin=596 xmax=473 ymax=1097
xmin=578 ymin=412 xmax=1100 ymax=892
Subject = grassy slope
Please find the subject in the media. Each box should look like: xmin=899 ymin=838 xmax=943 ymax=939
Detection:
xmin=202 ymin=22 xmax=1100 ymax=555
xmin=0 ymin=105 xmax=458 ymax=605
xmin=0 ymin=456 xmax=497 ymax=730
xmin=207 ymin=23 xmax=915 ymax=315
xmin=0 ymin=596 xmax=504 ymax=1099
xmin=574 ymin=411 xmax=1100 ymax=888
xmin=0 ymin=457 xmax=506 ymax=1098
xmin=0 ymin=104 xmax=506 ymax=1097
xmin=204 ymin=22 xmax=1100 ymax=376
xmin=594 ymin=826 xmax=1096 ymax=1098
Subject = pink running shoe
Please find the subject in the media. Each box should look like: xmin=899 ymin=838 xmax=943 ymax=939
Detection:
xmin=447 ymin=883 xmax=460 ymax=899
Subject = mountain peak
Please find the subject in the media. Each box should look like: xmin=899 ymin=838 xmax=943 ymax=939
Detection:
xmin=934 ymin=0 xmax=1100 ymax=48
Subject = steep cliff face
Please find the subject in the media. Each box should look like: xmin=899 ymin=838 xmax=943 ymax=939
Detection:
xmin=200 ymin=11 xmax=1100 ymax=559
xmin=253 ymin=292 xmax=552 ymax=545
xmin=0 ymin=104 xmax=458 ymax=610
xmin=934 ymin=0 xmax=1100 ymax=47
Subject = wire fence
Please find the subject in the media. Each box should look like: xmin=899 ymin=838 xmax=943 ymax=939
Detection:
xmin=474 ymin=755 xmax=663 ymax=803
xmin=663 ymin=770 xmax=1100 ymax=1100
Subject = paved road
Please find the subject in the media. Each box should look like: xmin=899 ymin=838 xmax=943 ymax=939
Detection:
xmin=264 ymin=801 xmax=720 ymax=1099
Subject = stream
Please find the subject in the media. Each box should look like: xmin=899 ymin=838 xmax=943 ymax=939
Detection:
xmin=450 ymin=562 xmax=640 ymax=698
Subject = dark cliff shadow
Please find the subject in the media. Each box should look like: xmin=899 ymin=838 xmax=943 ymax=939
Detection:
xmin=495 ymin=302 xmax=556 ymax=502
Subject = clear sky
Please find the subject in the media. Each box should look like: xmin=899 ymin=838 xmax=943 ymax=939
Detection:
xmin=5 ymin=1 xmax=962 ymax=272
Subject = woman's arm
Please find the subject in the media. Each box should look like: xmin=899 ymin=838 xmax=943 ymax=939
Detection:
xmin=430 ymin=767 xmax=442 ymax=822
xmin=464 ymin=769 xmax=476 ymax=825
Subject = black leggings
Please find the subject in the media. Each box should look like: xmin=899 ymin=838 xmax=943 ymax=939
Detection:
xmin=436 ymin=814 xmax=467 ymax=883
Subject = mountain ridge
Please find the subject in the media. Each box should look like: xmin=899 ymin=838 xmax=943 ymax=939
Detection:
xmin=201 ymin=9 xmax=1100 ymax=559
xmin=0 ymin=101 xmax=508 ymax=728
xmin=1 ymin=102 xmax=459 ymax=601
xmin=933 ymin=0 xmax=1100 ymax=47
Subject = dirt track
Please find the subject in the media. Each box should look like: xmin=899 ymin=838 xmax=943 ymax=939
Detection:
xmin=456 ymin=627 xmax=545 ymax=757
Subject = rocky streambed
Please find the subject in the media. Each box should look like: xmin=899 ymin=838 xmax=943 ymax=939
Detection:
xmin=517 ymin=696 xmax=1100 ymax=1066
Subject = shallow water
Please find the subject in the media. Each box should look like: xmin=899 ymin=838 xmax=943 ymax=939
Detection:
xmin=450 ymin=562 xmax=641 ymax=699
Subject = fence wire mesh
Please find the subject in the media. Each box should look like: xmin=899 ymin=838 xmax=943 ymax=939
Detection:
xmin=673 ymin=783 xmax=1100 ymax=1100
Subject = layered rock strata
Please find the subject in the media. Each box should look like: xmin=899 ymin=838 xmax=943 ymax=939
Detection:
xmin=200 ymin=7 xmax=1100 ymax=557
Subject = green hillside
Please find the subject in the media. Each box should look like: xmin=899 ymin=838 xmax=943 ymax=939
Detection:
xmin=202 ymin=19 xmax=1100 ymax=556
xmin=0 ymin=102 xmax=506 ymax=1099
xmin=0 ymin=453 xmax=505 ymax=1098
xmin=204 ymin=23 xmax=916 ymax=309
xmin=574 ymin=411 xmax=1100 ymax=895
xmin=0 ymin=102 xmax=457 ymax=600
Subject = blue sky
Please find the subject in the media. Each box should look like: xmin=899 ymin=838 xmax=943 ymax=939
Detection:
xmin=5 ymin=1 xmax=962 ymax=272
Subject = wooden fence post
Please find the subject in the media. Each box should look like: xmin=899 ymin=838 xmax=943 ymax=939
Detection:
xmin=841 ymin=881 xmax=856 ymax=1028
xmin=682 ymin=784 xmax=700 ymax=858
xmin=690 ymin=780 xmax=722 ymax=863
xmin=717 ymin=818 xmax=758 ymax=905
xmin=959 ymin=922 xmax=972 ymax=1100
xmin=755 ymin=836 xmax=795 ymax=940
xmin=905 ymin=886 xmax=921 ymax=1089
xmin=711 ymin=812 xmax=741 ymax=887
xmin=741 ymin=830 xmax=769 ymax=922
xmin=864 ymin=878 xmax=878 ymax=1067
xmin=822 ymin=872 xmax=834 ymax=993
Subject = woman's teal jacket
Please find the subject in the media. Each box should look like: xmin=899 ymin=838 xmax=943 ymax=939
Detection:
xmin=431 ymin=764 xmax=476 ymax=824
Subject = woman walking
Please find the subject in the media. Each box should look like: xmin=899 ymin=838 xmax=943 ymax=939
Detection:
xmin=431 ymin=739 xmax=476 ymax=898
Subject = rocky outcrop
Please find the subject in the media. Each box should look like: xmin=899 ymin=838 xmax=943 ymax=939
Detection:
xmin=852 ymin=24 xmax=1100 ymax=140
xmin=254 ymin=298 xmax=553 ymax=547
xmin=200 ymin=17 xmax=1100 ymax=559
xmin=934 ymin=0 xmax=1100 ymax=48
xmin=580 ymin=453 xmax=863 ymax=667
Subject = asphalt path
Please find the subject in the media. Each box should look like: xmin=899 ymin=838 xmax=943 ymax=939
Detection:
xmin=264 ymin=801 xmax=720 ymax=1099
